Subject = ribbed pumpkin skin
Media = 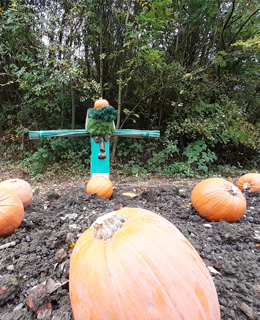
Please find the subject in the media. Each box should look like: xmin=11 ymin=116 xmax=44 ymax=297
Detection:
xmin=191 ymin=178 xmax=246 ymax=222
xmin=94 ymin=98 xmax=109 ymax=109
xmin=86 ymin=176 xmax=113 ymax=199
xmin=0 ymin=179 xmax=33 ymax=208
xmin=237 ymin=173 xmax=260 ymax=191
xmin=0 ymin=188 xmax=24 ymax=237
xmin=69 ymin=207 xmax=220 ymax=320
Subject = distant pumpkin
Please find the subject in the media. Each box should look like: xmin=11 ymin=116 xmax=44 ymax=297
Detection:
xmin=86 ymin=176 xmax=113 ymax=199
xmin=0 ymin=179 xmax=33 ymax=208
xmin=237 ymin=173 xmax=260 ymax=191
xmin=0 ymin=188 xmax=24 ymax=237
xmin=94 ymin=98 xmax=109 ymax=109
xmin=191 ymin=178 xmax=246 ymax=222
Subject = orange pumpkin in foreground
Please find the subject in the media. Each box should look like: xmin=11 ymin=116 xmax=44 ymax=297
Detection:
xmin=237 ymin=173 xmax=260 ymax=191
xmin=191 ymin=178 xmax=246 ymax=223
xmin=94 ymin=98 xmax=109 ymax=109
xmin=70 ymin=207 xmax=220 ymax=320
xmin=86 ymin=176 xmax=113 ymax=199
xmin=0 ymin=178 xmax=33 ymax=208
xmin=0 ymin=188 xmax=24 ymax=237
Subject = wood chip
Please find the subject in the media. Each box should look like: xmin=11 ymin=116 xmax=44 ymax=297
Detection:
xmin=0 ymin=241 xmax=16 ymax=250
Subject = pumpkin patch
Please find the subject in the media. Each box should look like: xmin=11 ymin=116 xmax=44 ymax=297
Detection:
xmin=1 ymin=179 xmax=259 ymax=320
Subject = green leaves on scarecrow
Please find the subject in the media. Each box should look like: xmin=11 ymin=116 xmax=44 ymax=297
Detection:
xmin=86 ymin=106 xmax=117 ymax=137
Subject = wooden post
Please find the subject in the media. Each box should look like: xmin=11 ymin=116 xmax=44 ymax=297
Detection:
xmin=90 ymin=137 xmax=110 ymax=178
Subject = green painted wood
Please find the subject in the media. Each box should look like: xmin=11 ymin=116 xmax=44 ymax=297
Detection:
xmin=90 ymin=138 xmax=110 ymax=179
xmin=29 ymin=129 xmax=160 ymax=139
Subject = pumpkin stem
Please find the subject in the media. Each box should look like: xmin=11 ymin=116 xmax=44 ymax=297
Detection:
xmin=227 ymin=185 xmax=238 ymax=195
xmin=92 ymin=211 xmax=125 ymax=240
xmin=243 ymin=182 xmax=251 ymax=190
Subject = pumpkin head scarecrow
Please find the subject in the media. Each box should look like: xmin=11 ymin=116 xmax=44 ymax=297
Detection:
xmin=86 ymin=98 xmax=117 ymax=159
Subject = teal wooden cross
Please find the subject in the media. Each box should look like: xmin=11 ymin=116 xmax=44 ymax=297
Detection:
xmin=29 ymin=106 xmax=160 ymax=179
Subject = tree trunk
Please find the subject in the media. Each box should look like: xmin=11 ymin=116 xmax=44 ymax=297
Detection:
xmin=71 ymin=87 xmax=75 ymax=130
xmin=111 ymin=65 xmax=122 ymax=162
xmin=100 ymin=13 xmax=103 ymax=98
xmin=61 ymin=85 xmax=65 ymax=129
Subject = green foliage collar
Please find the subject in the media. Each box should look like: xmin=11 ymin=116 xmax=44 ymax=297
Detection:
xmin=88 ymin=106 xmax=117 ymax=122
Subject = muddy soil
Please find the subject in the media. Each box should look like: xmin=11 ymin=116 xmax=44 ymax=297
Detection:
xmin=0 ymin=176 xmax=260 ymax=320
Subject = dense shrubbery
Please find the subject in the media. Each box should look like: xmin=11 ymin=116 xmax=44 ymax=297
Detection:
xmin=1 ymin=134 xmax=256 ymax=179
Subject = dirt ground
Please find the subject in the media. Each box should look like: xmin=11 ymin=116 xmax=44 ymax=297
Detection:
xmin=0 ymin=174 xmax=260 ymax=320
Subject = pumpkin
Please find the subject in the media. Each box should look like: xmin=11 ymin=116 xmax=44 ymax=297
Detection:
xmin=94 ymin=98 xmax=109 ymax=109
xmin=70 ymin=207 xmax=220 ymax=320
xmin=191 ymin=178 xmax=246 ymax=223
xmin=86 ymin=176 xmax=113 ymax=199
xmin=0 ymin=178 xmax=33 ymax=208
xmin=237 ymin=173 xmax=260 ymax=191
xmin=0 ymin=188 xmax=24 ymax=237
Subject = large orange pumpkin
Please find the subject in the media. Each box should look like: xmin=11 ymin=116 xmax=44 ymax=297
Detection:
xmin=0 ymin=188 xmax=24 ymax=237
xmin=86 ymin=176 xmax=113 ymax=199
xmin=69 ymin=207 xmax=220 ymax=320
xmin=237 ymin=173 xmax=260 ymax=191
xmin=191 ymin=178 xmax=246 ymax=222
xmin=94 ymin=98 xmax=109 ymax=109
xmin=0 ymin=178 xmax=33 ymax=208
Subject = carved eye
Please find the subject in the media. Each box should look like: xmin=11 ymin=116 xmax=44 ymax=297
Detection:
xmin=104 ymin=134 xmax=111 ymax=142
xmin=93 ymin=136 xmax=100 ymax=143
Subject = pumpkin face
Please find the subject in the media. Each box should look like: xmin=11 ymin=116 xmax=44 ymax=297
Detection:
xmin=86 ymin=176 xmax=113 ymax=199
xmin=237 ymin=173 xmax=260 ymax=191
xmin=0 ymin=179 xmax=33 ymax=208
xmin=191 ymin=178 xmax=246 ymax=223
xmin=94 ymin=98 xmax=109 ymax=109
xmin=69 ymin=207 xmax=220 ymax=320
xmin=0 ymin=188 xmax=24 ymax=237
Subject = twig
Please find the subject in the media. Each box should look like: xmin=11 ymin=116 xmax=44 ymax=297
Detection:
xmin=0 ymin=241 xmax=16 ymax=250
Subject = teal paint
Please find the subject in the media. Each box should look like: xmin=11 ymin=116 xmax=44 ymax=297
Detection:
xmin=29 ymin=129 xmax=160 ymax=139
xmin=90 ymin=137 xmax=110 ymax=178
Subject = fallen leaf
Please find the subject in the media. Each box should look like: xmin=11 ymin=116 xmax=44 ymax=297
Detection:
xmin=122 ymin=192 xmax=138 ymax=198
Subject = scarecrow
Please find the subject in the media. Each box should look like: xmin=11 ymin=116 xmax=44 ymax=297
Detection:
xmin=86 ymin=98 xmax=117 ymax=159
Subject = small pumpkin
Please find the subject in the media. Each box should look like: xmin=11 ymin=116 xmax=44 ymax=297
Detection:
xmin=0 ymin=179 xmax=33 ymax=208
xmin=191 ymin=178 xmax=246 ymax=223
xmin=70 ymin=207 xmax=220 ymax=320
xmin=0 ymin=188 xmax=24 ymax=237
xmin=94 ymin=98 xmax=109 ymax=109
xmin=237 ymin=173 xmax=260 ymax=191
xmin=86 ymin=176 xmax=113 ymax=199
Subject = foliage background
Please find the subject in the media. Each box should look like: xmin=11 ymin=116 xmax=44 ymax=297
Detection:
xmin=1 ymin=0 xmax=260 ymax=177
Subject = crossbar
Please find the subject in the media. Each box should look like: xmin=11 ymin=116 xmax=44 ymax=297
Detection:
xmin=29 ymin=129 xmax=160 ymax=139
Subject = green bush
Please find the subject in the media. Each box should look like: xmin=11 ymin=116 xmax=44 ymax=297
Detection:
xmin=182 ymin=141 xmax=217 ymax=173
xmin=165 ymin=100 xmax=260 ymax=165
xmin=21 ymin=137 xmax=91 ymax=175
